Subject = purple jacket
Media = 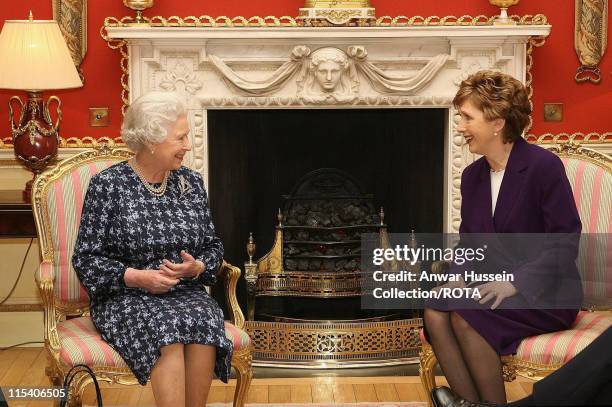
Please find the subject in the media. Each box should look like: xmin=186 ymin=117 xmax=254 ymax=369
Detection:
xmin=458 ymin=137 xmax=582 ymax=307
xmin=460 ymin=137 xmax=581 ymax=235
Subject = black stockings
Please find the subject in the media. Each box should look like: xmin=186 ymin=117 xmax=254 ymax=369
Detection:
xmin=424 ymin=308 xmax=507 ymax=403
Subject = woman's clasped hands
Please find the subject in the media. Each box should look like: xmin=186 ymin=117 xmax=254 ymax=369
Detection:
xmin=124 ymin=250 xmax=205 ymax=294
xmin=159 ymin=250 xmax=205 ymax=280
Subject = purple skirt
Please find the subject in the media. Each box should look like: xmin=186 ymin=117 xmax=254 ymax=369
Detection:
xmin=424 ymin=305 xmax=578 ymax=355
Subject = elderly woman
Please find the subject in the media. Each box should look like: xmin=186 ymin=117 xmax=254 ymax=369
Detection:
xmin=72 ymin=91 xmax=232 ymax=407
xmin=424 ymin=71 xmax=581 ymax=405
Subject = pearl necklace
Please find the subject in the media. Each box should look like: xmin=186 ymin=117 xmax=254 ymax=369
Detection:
xmin=129 ymin=159 xmax=169 ymax=197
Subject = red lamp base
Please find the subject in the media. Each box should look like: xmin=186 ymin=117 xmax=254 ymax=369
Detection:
xmin=9 ymin=91 xmax=62 ymax=202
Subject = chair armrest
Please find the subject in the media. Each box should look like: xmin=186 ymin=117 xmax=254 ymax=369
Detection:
xmin=35 ymin=260 xmax=55 ymax=285
xmin=217 ymin=261 xmax=246 ymax=329
xmin=36 ymin=261 xmax=61 ymax=353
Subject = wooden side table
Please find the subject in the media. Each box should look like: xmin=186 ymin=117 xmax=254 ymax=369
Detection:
xmin=0 ymin=190 xmax=37 ymax=237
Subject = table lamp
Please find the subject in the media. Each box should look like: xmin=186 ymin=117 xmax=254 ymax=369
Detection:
xmin=0 ymin=12 xmax=83 ymax=201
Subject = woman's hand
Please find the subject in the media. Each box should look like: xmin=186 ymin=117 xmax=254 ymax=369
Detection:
xmin=159 ymin=250 xmax=205 ymax=280
xmin=476 ymin=281 xmax=518 ymax=309
xmin=124 ymin=268 xmax=179 ymax=294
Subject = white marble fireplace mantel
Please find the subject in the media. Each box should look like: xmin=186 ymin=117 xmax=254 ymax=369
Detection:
xmin=106 ymin=24 xmax=551 ymax=232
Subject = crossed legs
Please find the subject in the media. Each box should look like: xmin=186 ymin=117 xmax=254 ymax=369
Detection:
xmin=424 ymin=308 xmax=506 ymax=403
xmin=150 ymin=343 xmax=216 ymax=407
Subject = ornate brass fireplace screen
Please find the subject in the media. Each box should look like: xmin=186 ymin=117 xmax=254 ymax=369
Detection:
xmin=243 ymin=168 xmax=422 ymax=366
xmin=246 ymin=319 xmax=422 ymax=367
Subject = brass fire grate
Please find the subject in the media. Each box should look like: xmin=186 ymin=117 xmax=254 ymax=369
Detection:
xmin=245 ymin=318 xmax=423 ymax=367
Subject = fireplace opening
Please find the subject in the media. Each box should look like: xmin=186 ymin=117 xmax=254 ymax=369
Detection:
xmin=208 ymin=108 xmax=445 ymax=317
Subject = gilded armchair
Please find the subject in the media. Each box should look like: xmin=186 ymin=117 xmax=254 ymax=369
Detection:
xmin=32 ymin=145 xmax=252 ymax=407
xmin=419 ymin=142 xmax=612 ymax=406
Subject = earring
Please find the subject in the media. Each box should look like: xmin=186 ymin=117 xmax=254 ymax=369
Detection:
xmin=150 ymin=149 xmax=155 ymax=155
xmin=494 ymin=131 xmax=499 ymax=136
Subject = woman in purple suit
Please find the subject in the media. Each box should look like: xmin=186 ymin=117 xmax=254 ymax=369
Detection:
xmin=424 ymin=71 xmax=582 ymax=404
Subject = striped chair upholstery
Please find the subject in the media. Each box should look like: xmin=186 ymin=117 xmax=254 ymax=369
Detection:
xmin=59 ymin=317 xmax=126 ymax=368
xmin=47 ymin=160 xmax=119 ymax=305
xmin=514 ymin=310 xmax=612 ymax=366
xmin=562 ymin=157 xmax=612 ymax=308
xmin=58 ymin=317 xmax=251 ymax=368
xmin=503 ymin=154 xmax=612 ymax=370
xmin=225 ymin=322 xmax=252 ymax=351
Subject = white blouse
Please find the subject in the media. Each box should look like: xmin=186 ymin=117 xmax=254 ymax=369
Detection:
xmin=490 ymin=169 xmax=505 ymax=215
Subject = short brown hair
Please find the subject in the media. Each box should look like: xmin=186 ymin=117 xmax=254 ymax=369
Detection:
xmin=453 ymin=70 xmax=531 ymax=143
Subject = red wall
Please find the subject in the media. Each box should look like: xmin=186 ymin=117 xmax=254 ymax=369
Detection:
xmin=1 ymin=0 xmax=610 ymax=143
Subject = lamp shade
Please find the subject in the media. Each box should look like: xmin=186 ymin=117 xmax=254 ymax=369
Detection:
xmin=0 ymin=19 xmax=83 ymax=90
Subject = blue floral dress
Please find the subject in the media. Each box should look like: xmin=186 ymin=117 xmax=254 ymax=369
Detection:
xmin=72 ymin=162 xmax=232 ymax=385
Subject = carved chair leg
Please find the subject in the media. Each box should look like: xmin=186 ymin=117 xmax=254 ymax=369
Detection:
xmin=47 ymin=366 xmax=63 ymax=386
xmin=501 ymin=360 xmax=517 ymax=382
xmin=66 ymin=380 xmax=82 ymax=407
xmin=419 ymin=343 xmax=438 ymax=407
xmin=66 ymin=371 xmax=95 ymax=407
xmin=46 ymin=362 xmax=63 ymax=407
xmin=231 ymin=347 xmax=253 ymax=407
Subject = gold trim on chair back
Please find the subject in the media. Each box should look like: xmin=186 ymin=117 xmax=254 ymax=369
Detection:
xmin=32 ymin=145 xmax=133 ymax=315
xmin=548 ymin=142 xmax=612 ymax=172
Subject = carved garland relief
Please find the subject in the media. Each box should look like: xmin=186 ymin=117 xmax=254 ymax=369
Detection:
xmin=207 ymin=45 xmax=450 ymax=103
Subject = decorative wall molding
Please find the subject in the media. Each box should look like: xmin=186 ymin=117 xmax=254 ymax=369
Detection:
xmin=159 ymin=60 xmax=203 ymax=96
xmin=195 ymin=95 xmax=453 ymax=107
xmin=100 ymin=14 xmax=548 ymax=29
xmin=526 ymin=132 xmax=612 ymax=143
xmin=0 ymin=304 xmax=43 ymax=312
xmin=0 ymin=147 xmax=97 ymax=165
xmin=526 ymin=132 xmax=612 ymax=156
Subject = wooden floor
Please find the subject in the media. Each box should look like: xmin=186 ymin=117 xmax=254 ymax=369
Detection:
xmin=0 ymin=347 xmax=535 ymax=406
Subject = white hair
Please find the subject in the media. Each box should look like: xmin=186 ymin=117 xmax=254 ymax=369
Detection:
xmin=120 ymin=91 xmax=186 ymax=152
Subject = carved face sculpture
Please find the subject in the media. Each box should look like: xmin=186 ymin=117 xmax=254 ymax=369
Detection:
xmin=315 ymin=60 xmax=343 ymax=91
xmin=311 ymin=48 xmax=349 ymax=92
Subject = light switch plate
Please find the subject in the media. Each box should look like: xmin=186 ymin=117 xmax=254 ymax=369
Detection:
xmin=89 ymin=107 xmax=110 ymax=127
xmin=543 ymin=103 xmax=563 ymax=122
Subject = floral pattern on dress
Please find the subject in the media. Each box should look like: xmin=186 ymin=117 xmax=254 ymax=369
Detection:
xmin=72 ymin=162 xmax=232 ymax=385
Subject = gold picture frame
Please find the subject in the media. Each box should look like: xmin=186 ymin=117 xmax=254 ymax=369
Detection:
xmin=52 ymin=0 xmax=87 ymax=82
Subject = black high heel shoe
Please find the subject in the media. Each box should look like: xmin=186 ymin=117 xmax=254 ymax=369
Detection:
xmin=431 ymin=386 xmax=500 ymax=407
